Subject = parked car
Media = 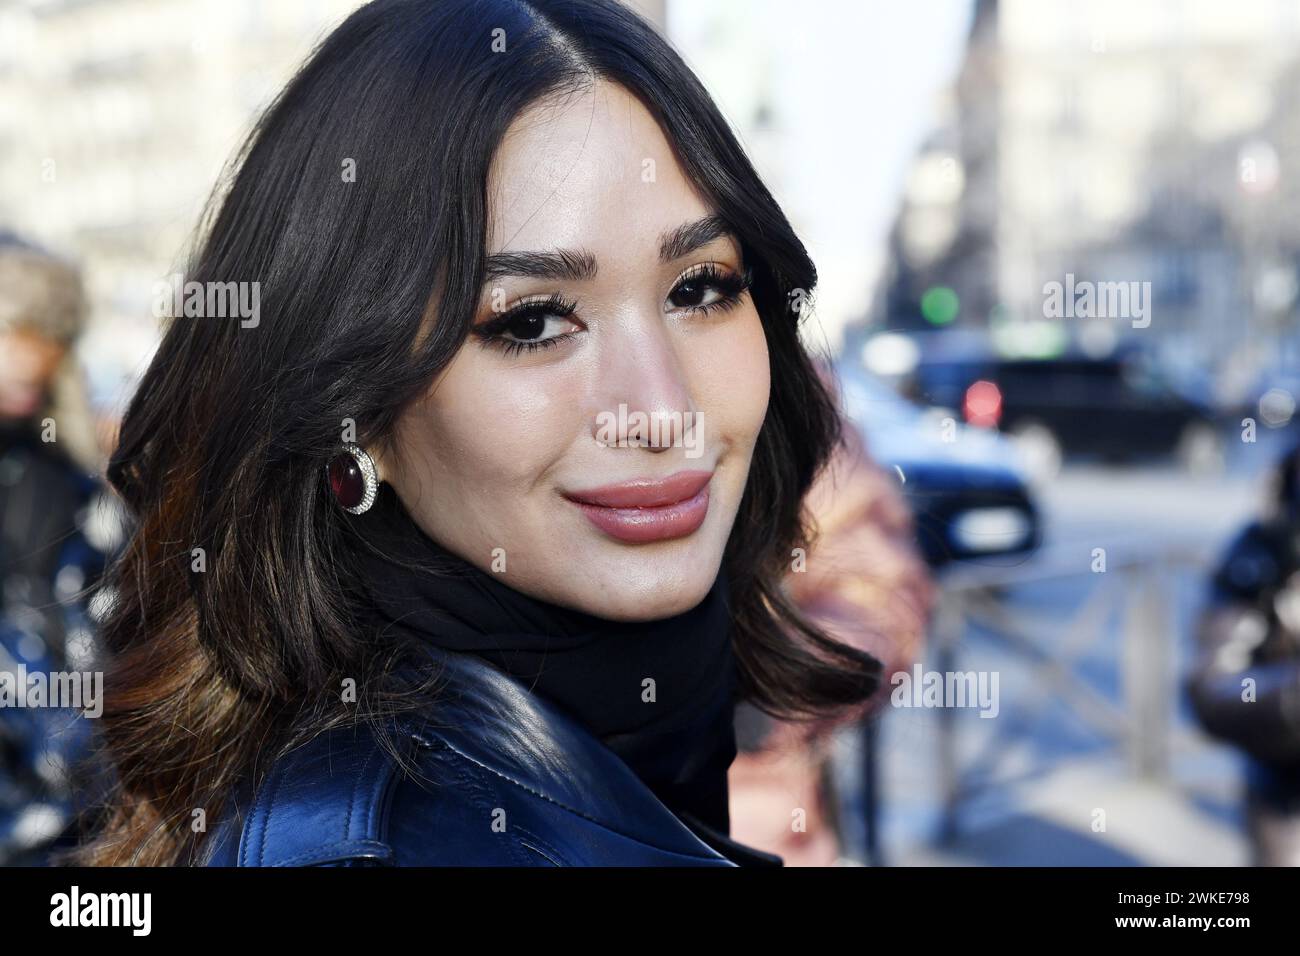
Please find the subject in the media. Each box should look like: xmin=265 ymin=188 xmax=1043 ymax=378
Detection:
xmin=836 ymin=359 xmax=1041 ymax=568
xmin=895 ymin=334 xmax=1223 ymax=474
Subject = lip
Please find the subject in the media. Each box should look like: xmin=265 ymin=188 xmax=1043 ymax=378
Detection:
xmin=564 ymin=469 xmax=713 ymax=543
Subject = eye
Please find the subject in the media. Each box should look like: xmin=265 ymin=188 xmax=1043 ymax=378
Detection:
xmin=473 ymin=293 xmax=581 ymax=357
xmin=496 ymin=311 xmax=572 ymax=344
xmin=667 ymin=263 xmax=751 ymax=315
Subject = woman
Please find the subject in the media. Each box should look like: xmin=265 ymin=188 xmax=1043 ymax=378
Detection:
xmin=1188 ymin=443 xmax=1300 ymax=865
xmin=75 ymin=0 xmax=881 ymax=867
xmin=732 ymin=406 xmax=934 ymax=865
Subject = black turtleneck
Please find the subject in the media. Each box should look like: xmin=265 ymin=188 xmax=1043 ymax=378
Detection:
xmin=350 ymin=482 xmax=742 ymax=837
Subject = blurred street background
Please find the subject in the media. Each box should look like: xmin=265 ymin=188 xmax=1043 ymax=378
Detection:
xmin=854 ymin=461 xmax=1267 ymax=866
xmin=6 ymin=0 xmax=1300 ymax=866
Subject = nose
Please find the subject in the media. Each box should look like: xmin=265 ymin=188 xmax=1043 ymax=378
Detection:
xmin=591 ymin=311 xmax=699 ymax=453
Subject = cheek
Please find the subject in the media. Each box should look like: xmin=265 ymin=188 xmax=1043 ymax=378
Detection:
xmin=687 ymin=306 xmax=770 ymax=450
xmin=409 ymin=353 xmax=576 ymax=500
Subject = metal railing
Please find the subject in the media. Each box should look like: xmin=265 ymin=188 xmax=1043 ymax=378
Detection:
xmin=854 ymin=536 xmax=1215 ymax=861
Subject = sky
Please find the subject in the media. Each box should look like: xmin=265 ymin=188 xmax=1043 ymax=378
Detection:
xmin=669 ymin=0 xmax=976 ymax=349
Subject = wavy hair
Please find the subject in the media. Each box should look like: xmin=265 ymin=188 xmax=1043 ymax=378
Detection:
xmin=74 ymin=0 xmax=881 ymax=866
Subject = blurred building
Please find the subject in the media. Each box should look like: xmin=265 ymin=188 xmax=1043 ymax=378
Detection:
xmin=874 ymin=0 xmax=1300 ymax=405
xmin=0 ymin=0 xmax=970 ymax=398
xmin=0 ymin=0 xmax=363 ymax=420
xmin=0 ymin=0 xmax=678 ymax=419
xmin=670 ymin=0 xmax=972 ymax=353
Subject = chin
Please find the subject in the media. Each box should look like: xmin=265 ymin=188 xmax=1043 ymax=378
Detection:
xmin=580 ymin=593 xmax=710 ymax=623
xmin=577 ymin=552 xmax=723 ymax=622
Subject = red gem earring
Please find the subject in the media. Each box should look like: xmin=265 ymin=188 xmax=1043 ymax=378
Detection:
xmin=326 ymin=442 xmax=378 ymax=514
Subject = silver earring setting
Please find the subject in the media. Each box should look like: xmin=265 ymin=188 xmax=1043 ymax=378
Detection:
xmin=326 ymin=442 xmax=378 ymax=514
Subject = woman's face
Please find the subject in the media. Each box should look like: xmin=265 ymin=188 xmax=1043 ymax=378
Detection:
xmin=377 ymin=80 xmax=770 ymax=621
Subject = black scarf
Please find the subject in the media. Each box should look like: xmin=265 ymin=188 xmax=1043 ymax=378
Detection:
xmin=352 ymin=482 xmax=740 ymax=836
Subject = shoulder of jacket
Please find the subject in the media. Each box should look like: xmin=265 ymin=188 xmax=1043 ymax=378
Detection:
xmin=203 ymin=709 xmax=571 ymax=868
xmin=204 ymin=649 xmax=739 ymax=867
xmin=206 ymin=717 xmax=414 ymax=867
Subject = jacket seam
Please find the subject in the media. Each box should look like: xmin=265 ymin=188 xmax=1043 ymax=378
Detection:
xmin=365 ymin=731 xmax=412 ymax=855
xmin=446 ymin=744 xmax=537 ymax=866
xmin=511 ymin=824 xmax=568 ymax=866
xmin=346 ymin=741 xmax=379 ymax=843
xmin=248 ymin=760 xmax=285 ymax=868
xmin=239 ymin=725 xmax=403 ymax=867
xmin=419 ymin=731 xmax=729 ymax=863
xmin=274 ymin=840 xmax=394 ymax=868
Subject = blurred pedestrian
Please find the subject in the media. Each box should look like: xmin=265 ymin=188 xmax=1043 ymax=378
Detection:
xmin=729 ymin=367 xmax=935 ymax=865
xmin=1188 ymin=442 xmax=1300 ymax=866
xmin=0 ymin=231 xmax=119 ymax=864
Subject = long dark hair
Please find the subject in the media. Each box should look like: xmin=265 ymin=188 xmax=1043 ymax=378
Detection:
xmin=76 ymin=0 xmax=880 ymax=866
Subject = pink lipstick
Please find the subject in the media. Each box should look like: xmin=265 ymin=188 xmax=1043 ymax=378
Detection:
xmin=564 ymin=469 xmax=712 ymax=543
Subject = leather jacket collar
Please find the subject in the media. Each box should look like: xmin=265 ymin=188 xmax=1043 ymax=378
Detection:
xmin=203 ymin=647 xmax=782 ymax=867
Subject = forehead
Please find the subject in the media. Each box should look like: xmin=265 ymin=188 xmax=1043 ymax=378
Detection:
xmin=485 ymin=80 xmax=712 ymax=257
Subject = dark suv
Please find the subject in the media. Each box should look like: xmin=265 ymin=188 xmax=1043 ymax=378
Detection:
xmin=903 ymin=340 xmax=1221 ymax=469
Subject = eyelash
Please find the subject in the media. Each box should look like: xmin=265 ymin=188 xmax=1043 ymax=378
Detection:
xmin=473 ymin=264 xmax=753 ymax=358
xmin=469 ymin=292 xmax=575 ymax=358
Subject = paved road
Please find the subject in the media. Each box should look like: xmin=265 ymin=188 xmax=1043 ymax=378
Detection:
xmin=836 ymin=448 xmax=1288 ymax=866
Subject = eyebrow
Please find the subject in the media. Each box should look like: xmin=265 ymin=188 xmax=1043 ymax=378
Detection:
xmin=481 ymin=214 xmax=736 ymax=284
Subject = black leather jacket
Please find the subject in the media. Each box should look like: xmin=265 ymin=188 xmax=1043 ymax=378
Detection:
xmin=202 ymin=648 xmax=781 ymax=867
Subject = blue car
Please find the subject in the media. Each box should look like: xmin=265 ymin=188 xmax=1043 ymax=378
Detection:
xmin=836 ymin=359 xmax=1041 ymax=568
